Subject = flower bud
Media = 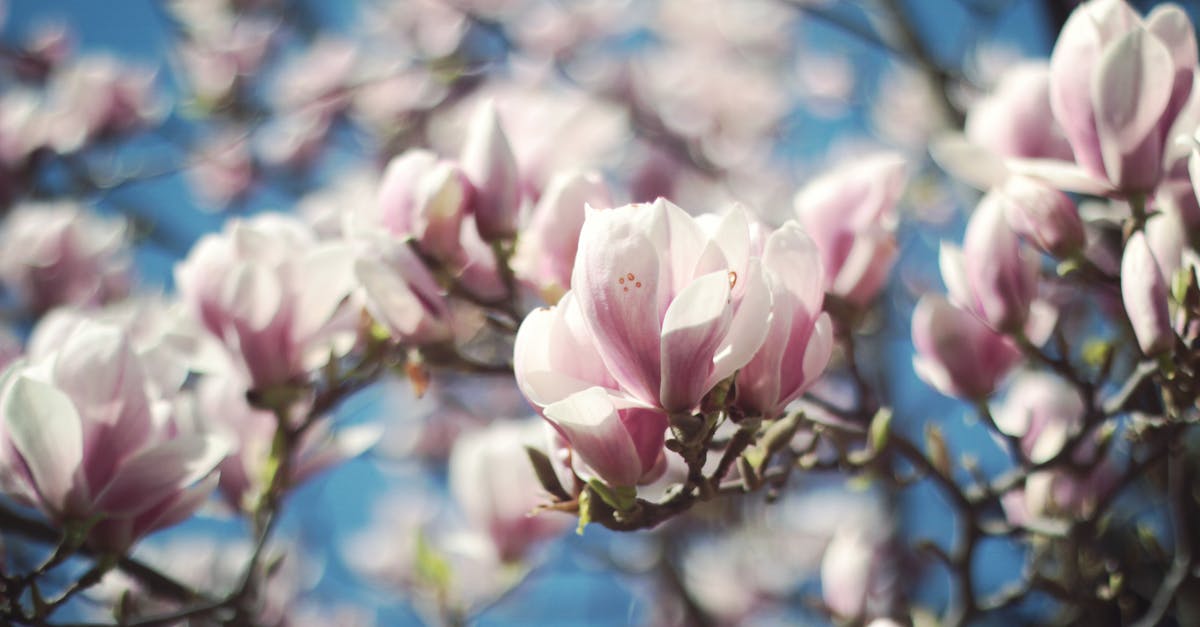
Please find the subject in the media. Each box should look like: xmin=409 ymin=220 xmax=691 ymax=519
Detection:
xmin=1000 ymin=175 xmax=1084 ymax=257
xmin=941 ymin=192 xmax=1039 ymax=332
xmin=912 ymin=295 xmax=1022 ymax=400
xmin=1121 ymin=231 xmax=1173 ymax=355
xmin=461 ymin=101 xmax=521 ymax=242
xmin=377 ymin=150 xmax=470 ymax=262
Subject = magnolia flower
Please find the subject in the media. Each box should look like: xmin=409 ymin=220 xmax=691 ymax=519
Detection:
xmin=515 ymin=295 xmax=666 ymax=489
xmin=1003 ymin=462 xmax=1118 ymax=526
xmin=966 ymin=62 xmax=1074 ymax=164
xmin=568 ymin=200 xmax=771 ymax=412
xmin=1121 ymin=231 xmax=1172 ymax=355
xmin=271 ymin=36 xmax=357 ymax=117
xmin=174 ymin=214 xmax=356 ymax=389
xmin=353 ymin=235 xmax=454 ymax=346
xmin=935 ymin=62 xmax=1075 ymax=190
xmin=0 ymin=201 xmax=132 ymax=314
xmin=795 ymin=153 xmax=907 ymax=306
xmin=514 ymin=291 xmax=620 ymax=411
xmin=448 ymin=418 xmax=571 ymax=562
xmin=912 ymin=295 xmax=1022 ymax=400
xmin=187 ymin=128 xmax=255 ymax=209
xmin=940 ymin=190 xmax=1040 ymax=332
xmin=821 ymin=526 xmax=898 ymax=620
xmin=1016 ymin=0 xmax=1197 ymax=195
xmin=375 ymin=149 xmax=471 ymax=262
xmin=177 ymin=16 xmax=275 ymax=105
xmin=0 ymin=321 xmax=228 ymax=552
xmin=736 ymin=222 xmax=834 ymax=418
xmin=991 ymin=372 xmax=1085 ymax=463
xmin=43 ymin=55 xmax=163 ymax=152
xmin=511 ymin=170 xmax=612 ymax=304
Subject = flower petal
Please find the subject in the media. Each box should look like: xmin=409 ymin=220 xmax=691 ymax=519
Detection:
xmin=4 ymin=375 xmax=84 ymax=516
xmin=659 ymin=271 xmax=733 ymax=411
xmin=543 ymin=387 xmax=643 ymax=487
xmin=93 ymin=434 xmax=230 ymax=517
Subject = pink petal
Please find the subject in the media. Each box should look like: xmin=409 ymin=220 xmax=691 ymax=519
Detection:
xmin=543 ymin=387 xmax=643 ymax=487
xmin=93 ymin=434 xmax=229 ymax=517
xmin=659 ymin=271 xmax=733 ymax=411
xmin=1092 ymin=28 xmax=1173 ymax=190
xmin=573 ymin=209 xmax=665 ymax=405
xmin=708 ymin=261 xmax=772 ymax=388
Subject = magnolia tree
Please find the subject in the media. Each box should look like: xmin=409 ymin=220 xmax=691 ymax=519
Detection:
xmin=0 ymin=0 xmax=1198 ymax=625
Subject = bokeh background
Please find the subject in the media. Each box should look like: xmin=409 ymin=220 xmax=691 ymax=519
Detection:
xmin=3 ymin=0 xmax=1198 ymax=624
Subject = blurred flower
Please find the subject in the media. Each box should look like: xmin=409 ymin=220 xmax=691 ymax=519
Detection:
xmin=430 ymin=79 xmax=628 ymax=196
xmin=0 ymin=320 xmax=228 ymax=552
xmin=353 ymin=235 xmax=455 ymax=346
xmin=174 ymin=214 xmax=356 ymax=389
xmin=821 ymin=526 xmax=899 ymax=621
xmin=0 ymin=201 xmax=131 ymax=314
xmin=912 ymin=295 xmax=1022 ymax=400
xmin=940 ymin=189 xmax=1040 ymax=332
xmin=937 ymin=61 xmax=1074 ymax=189
xmin=1121 ymin=230 xmax=1172 ymax=355
xmin=999 ymin=175 xmax=1085 ymax=258
xmin=176 ymin=16 xmax=275 ymax=105
xmin=448 ymin=418 xmax=571 ymax=562
xmin=375 ymin=149 xmax=471 ymax=262
xmin=991 ymin=372 xmax=1085 ymax=463
xmin=271 ymin=36 xmax=357 ymax=118
xmin=1022 ymin=0 xmax=1197 ymax=195
xmin=510 ymin=169 xmax=611 ymax=303
xmin=44 ymin=55 xmax=164 ymax=153
xmin=795 ymin=152 xmax=907 ymax=307
xmin=187 ymin=128 xmax=255 ymax=209
xmin=1003 ymin=460 xmax=1119 ymax=526
xmin=460 ymin=101 xmax=521 ymax=242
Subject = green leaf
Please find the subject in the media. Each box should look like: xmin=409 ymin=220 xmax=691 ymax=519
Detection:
xmin=414 ymin=531 xmax=452 ymax=590
xmin=1081 ymin=339 xmax=1113 ymax=368
xmin=587 ymin=479 xmax=636 ymax=512
xmin=868 ymin=407 xmax=893 ymax=452
xmin=525 ymin=446 xmax=570 ymax=501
